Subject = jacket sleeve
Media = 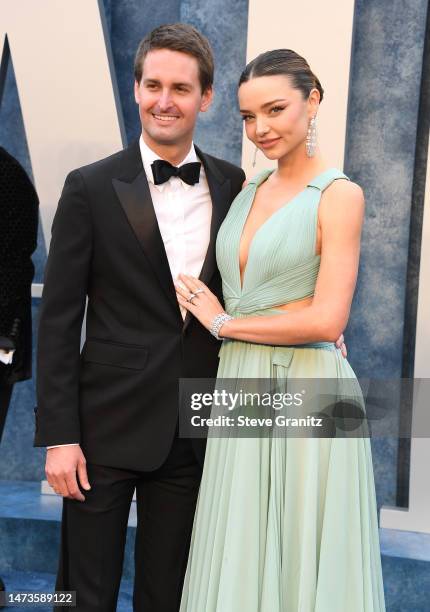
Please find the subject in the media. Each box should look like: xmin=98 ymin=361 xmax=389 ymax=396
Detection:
xmin=34 ymin=169 xmax=92 ymax=446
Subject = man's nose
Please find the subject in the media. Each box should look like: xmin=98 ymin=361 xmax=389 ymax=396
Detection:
xmin=158 ymin=89 xmax=173 ymax=111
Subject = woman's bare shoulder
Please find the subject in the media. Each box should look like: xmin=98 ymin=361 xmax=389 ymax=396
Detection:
xmin=320 ymin=178 xmax=364 ymax=213
xmin=325 ymin=178 xmax=364 ymax=203
xmin=318 ymin=178 xmax=365 ymax=232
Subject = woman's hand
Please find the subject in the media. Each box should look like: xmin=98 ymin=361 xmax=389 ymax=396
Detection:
xmin=175 ymin=274 xmax=225 ymax=331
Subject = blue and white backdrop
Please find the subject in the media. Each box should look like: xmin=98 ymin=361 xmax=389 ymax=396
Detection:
xmin=0 ymin=0 xmax=429 ymax=534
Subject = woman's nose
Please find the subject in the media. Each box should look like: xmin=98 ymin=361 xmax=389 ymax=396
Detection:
xmin=255 ymin=118 xmax=270 ymax=136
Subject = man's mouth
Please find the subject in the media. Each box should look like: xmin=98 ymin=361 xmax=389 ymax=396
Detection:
xmin=152 ymin=114 xmax=180 ymax=122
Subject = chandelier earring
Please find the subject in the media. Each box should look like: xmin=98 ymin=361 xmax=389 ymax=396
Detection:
xmin=306 ymin=115 xmax=317 ymax=158
xmin=252 ymin=146 xmax=258 ymax=167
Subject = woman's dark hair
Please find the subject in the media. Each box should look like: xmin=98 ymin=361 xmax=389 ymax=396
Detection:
xmin=134 ymin=23 xmax=214 ymax=93
xmin=238 ymin=49 xmax=324 ymax=102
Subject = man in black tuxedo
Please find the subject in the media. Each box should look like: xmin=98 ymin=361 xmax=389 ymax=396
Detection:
xmin=0 ymin=146 xmax=38 ymax=604
xmin=35 ymin=23 xmax=245 ymax=612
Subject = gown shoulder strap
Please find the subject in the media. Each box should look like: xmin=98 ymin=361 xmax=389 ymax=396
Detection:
xmin=247 ymin=168 xmax=274 ymax=187
xmin=307 ymin=168 xmax=350 ymax=192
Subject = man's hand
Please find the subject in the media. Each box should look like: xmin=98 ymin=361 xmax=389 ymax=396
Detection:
xmin=335 ymin=333 xmax=347 ymax=358
xmin=46 ymin=446 xmax=91 ymax=501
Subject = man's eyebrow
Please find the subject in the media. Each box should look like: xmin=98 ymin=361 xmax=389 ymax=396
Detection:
xmin=239 ymin=98 xmax=287 ymax=113
xmin=172 ymin=82 xmax=193 ymax=88
xmin=143 ymin=78 xmax=193 ymax=88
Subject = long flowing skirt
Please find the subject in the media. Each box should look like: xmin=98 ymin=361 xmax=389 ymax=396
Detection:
xmin=180 ymin=341 xmax=386 ymax=612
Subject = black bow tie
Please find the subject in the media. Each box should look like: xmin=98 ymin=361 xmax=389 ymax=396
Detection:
xmin=151 ymin=159 xmax=201 ymax=186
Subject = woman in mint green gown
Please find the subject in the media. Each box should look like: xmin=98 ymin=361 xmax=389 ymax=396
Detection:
xmin=176 ymin=49 xmax=386 ymax=611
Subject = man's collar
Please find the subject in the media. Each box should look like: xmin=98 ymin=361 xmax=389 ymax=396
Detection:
xmin=139 ymin=135 xmax=199 ymax=192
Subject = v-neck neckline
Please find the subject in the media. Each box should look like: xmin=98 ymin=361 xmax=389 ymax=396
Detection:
xmin=237 ymin=168 xmax=333 ymax=291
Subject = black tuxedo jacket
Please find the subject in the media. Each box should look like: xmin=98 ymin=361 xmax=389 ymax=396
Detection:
xmin=34 ymin=140 xmax=245 ymax=470
xmin=0 ymin=147 xmax=38 ymax=386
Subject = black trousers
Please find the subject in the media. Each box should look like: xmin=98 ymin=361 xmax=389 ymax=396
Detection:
xmin=55 ymin=434 xmax=202 ymax=612
xmin=0 ymin=385 xmax=13 ymax=443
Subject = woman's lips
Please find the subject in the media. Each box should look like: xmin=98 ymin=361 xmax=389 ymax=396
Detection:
xmin=259 ymin=137 xmax=281 ymax=149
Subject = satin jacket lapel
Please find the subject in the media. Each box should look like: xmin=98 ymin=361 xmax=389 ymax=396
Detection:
xmin=183 ymin=147 xmax=231 ymax=331
xmin=112 ymin=143 xmax=182 ymax=322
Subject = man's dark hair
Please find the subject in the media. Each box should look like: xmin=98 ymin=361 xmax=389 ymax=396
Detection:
xmin=134 ymin=23 xmax=214 ymax=92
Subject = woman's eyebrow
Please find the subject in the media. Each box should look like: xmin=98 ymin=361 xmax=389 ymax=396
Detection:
xmin=239 ymin=98 xmax=287 ymax=113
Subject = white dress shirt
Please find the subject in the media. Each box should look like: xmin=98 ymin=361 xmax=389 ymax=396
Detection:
xmin=0 ymin=350 xmax=14 ymax=365
xmin=48 ymin=137 xmax=212 ymax=448
xmin=139 ymin=136 xmax=212 ymax=317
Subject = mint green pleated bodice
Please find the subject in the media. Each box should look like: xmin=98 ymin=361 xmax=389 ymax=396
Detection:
xmin=216 ymin=168 xmax=348 ymax=317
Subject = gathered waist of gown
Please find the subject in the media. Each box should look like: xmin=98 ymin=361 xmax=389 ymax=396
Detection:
xmin=287 ymin=341 xmax=335 ymax=350
xmin=219 ymin=339 xmax=336 ymax=353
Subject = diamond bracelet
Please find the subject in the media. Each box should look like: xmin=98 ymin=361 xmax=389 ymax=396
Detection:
xmin=209 ymin=312 xmax=234 ymax=340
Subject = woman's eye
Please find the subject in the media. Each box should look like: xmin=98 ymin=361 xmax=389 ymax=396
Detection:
xmin=270 ymin=106 xmax=285 ymax=114
xmin=241 ymin=115 xmax=253 ymax=122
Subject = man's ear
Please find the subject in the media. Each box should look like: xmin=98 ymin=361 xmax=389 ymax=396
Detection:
xmin=134 ymin=80 xmax=140 ymax=104
xmin=200 ymin=86 xmax=214 ymax=113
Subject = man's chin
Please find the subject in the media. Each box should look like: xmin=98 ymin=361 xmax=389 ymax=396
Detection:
xmin=143 ymin=128 xmax=189 ymax=147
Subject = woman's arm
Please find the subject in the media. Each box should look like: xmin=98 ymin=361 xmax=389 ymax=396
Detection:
xmin=176 ymin=179 xmax=364 ymax=346
xmin=220 ymin=179 xmax=365 ymax=344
